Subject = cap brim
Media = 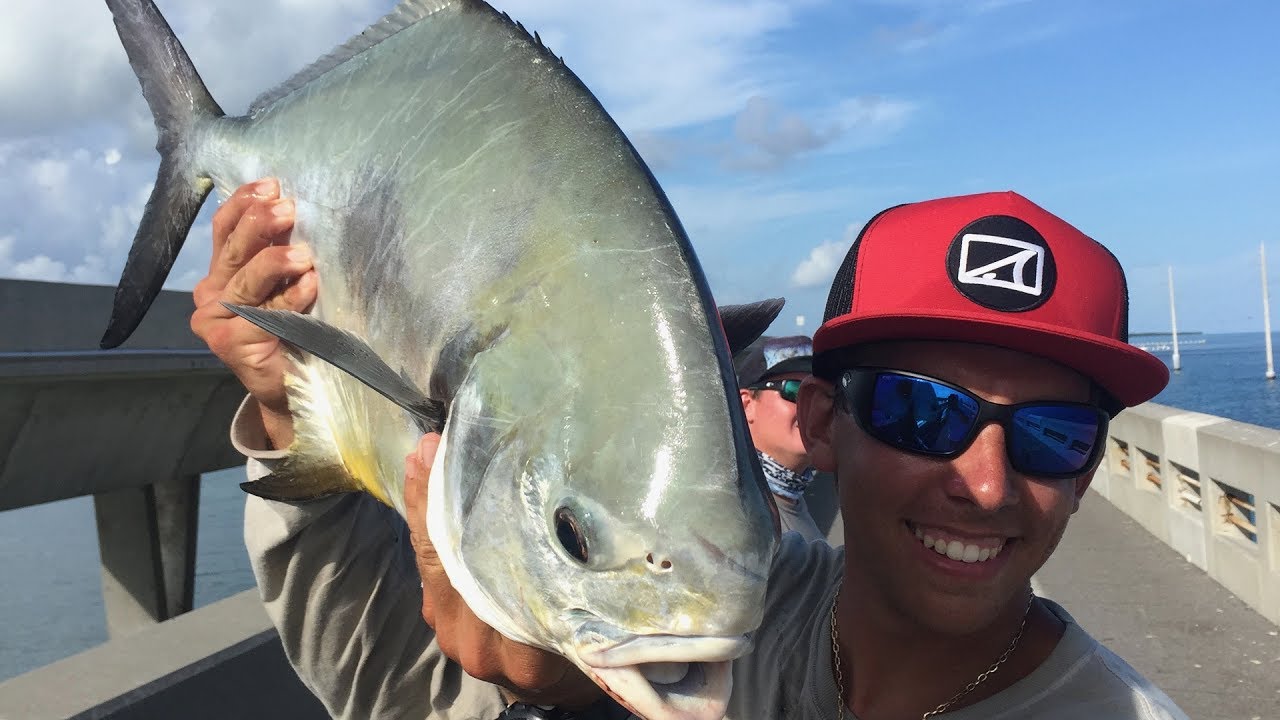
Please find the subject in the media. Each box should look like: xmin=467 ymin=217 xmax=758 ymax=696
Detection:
xmin=815 ymin=311 xmax=1169 ymax=408
xmin=720 ymin=298 xmax=785 ymax=356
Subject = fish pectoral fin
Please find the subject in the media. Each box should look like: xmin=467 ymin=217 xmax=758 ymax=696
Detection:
xmin=222 ymin=303 xmax=446 ymax=434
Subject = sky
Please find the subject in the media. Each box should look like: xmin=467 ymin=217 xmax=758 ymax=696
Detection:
xmin=2 ymin=0 xmax=1278 ymax=336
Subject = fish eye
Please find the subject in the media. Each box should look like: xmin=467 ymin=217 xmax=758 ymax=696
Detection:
xmin=554 ymin=506 xmax=589 ymax=564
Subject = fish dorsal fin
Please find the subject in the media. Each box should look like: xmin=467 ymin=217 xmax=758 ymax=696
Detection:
xmin=249 ymin=0 xmax=464 ymax=115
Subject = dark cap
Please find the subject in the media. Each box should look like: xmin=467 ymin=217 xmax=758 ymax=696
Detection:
xmin=813 ymin=191 xmax=1169 ymax=408
xmin=735 ymin=335 xmax=813 ymax=387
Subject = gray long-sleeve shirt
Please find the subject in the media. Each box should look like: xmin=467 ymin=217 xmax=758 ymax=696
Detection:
xmin=234 ymin=399 xmax=1188 ymax=720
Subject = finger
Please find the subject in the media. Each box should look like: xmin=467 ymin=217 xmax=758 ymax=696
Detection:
xmin=405 ymin=436 xmax=442 ymax=620
xmin=208 ymin=197 xmax=295 ymax=291
xmin=267 ymin=269 xmax=318 ymax=313
xmin=192 ymin=246 xmax=311 ymax=350
xmin=211 ymin=179 xmax=279 ymax=267
xmin=219 ymin=243 xmax=313 ymax=311
xmin=404 ymin=434 xmax=440 ymax=531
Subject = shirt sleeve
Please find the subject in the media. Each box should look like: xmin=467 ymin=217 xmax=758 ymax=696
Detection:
xmin=776 ymin=496 xmax=826 ymax=544
xmin=234 ymin=396 xmax=507 ymax=720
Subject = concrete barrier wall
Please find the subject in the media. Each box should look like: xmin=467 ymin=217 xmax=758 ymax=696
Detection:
xmin=0 ymin=590 xmax=327 ymax=720
xmin=1092 ymin=402 xmax=1280 ymax=626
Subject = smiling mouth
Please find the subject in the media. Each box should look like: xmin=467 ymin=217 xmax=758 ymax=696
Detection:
xmin=905 ymin=520 xmax=1012 ymax=564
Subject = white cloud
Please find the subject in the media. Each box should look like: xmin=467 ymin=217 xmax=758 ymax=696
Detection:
xmin=823 ymin=96 xmax=919 ymax=151
xmin=13 ymin=254 xmax=68 ymax=281
xmin=721 ymin=95 xmax=841 ymax=172
xmin=792 ymin=237 xmax=852 ymax=288
xmin=28 ymin=158 xmax=70 ymax=192
xmin=0 ymin=235 xmax=66 ymax=282
xmin=0 ymin=0 xmax=135 ymax=138
xmin=667 ymin=182 xmax=871 ymax=237
xmin=104 ymin=148 xmax=121 ymax=166
xmin=491 ymin=0 xmax=798 ymax=132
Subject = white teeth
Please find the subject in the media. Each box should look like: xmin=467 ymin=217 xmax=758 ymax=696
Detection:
xmin=914 ymin=527 xmax=1004 ymax=563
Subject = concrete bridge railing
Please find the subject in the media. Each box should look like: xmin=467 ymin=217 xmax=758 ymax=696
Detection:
xmin=0 ymin=278 xmax=325 ymax=718
xmin=1092 ymin=402 xmax=1280 ymax=626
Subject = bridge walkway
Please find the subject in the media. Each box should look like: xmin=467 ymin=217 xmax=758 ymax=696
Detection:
xmin=1037 ymin=494 xmax=1280 ymax=720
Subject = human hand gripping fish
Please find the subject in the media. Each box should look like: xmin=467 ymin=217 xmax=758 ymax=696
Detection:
xmin=190 ymin=179 xmax=316 ymax=449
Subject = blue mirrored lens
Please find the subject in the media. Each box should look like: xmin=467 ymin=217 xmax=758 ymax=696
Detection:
xmin=1008 ymin=405 xmax=1102 ymax=475
xmin=868 ymin=374 xmax=980 ymax=454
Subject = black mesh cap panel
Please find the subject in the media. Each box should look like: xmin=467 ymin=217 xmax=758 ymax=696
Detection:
xmin=823 ymin=204 xmax=907 ymax=323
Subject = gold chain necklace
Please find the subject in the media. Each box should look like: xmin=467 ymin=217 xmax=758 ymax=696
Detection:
xmin=829 ymin=583 xmax=1034 ymax=719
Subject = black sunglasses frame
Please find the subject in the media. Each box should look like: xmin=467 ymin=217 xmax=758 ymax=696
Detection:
xmin=748 ymin=378 xmax=802 ymax=403
xmin=837 ymin=367 xmax=1110 ymax=479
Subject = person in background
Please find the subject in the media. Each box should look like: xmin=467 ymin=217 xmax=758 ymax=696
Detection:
xmin=735 ymin=335 xmax=827 ymax=542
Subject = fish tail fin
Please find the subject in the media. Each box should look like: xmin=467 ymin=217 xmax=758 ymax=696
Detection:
xmin=100 ymin=0 xmax=225 ymax=349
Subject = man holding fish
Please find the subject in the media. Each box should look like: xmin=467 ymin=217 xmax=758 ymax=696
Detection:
xmin=194 ymin=181 xmax=1188 ymax=720
xmin=98 ymin=0 xmax=1186 ymax=715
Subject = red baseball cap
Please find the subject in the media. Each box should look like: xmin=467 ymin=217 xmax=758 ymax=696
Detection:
xmin=813 ymin=192 xmax=1169 ymax=409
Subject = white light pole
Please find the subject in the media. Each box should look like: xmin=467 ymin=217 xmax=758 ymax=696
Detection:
xmin=1262 ymin=243 xmax=1275 ymax=381
xmin=1168 ymin=265 xmax=1181 ymax=372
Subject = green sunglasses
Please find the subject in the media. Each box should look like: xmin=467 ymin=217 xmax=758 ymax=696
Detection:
xmin=748 ymin=378 xmax=802 ymax=403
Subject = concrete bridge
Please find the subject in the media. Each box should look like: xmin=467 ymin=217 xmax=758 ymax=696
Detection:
xmin=0 ymin=278 xmax=1277 ymax=719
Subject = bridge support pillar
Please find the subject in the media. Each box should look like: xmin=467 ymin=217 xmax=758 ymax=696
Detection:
xmin=93 ymin=474 xmax=200 ymax=637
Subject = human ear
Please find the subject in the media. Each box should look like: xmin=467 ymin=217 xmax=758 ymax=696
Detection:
xmin=739 ymin=389 xmax=756 ymax=423
xmin=1070 ymin=468 xmax=1097 ymax=513
xmin=796 ymin=377 xmax=837 ymax=472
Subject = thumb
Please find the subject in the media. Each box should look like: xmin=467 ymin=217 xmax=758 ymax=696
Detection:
xmin=404 ymin=433 xmax=443 ymax=620
xmin=404 ymin=433 xmax=441 ymax=530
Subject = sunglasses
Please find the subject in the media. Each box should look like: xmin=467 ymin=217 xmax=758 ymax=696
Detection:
xmin=748 ymin=378 xmax=802 ymax=403
xmin=836 ymin=367 xmax=1108 ymax=479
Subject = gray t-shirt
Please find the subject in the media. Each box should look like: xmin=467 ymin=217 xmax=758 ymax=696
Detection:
xmin=234 ymin=401 xmax=1187 ymax=720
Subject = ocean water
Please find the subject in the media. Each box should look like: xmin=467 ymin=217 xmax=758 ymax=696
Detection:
xmin=1142 ymin=331 xmax=1279 ymax=431
xmin=0 ymin=332 xmax=1276 ymax=682
xmin=0 ymin=469 xmax=252 ymax=682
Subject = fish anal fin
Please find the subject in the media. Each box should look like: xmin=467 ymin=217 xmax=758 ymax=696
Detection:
xmin=280 ymin=358 xmax=395 ymax=507
xmin=239 ymin=463 xmax=360 ymax=502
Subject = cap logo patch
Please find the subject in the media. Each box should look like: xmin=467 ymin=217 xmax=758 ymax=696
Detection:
xmin=946 ymin=215 xmax=1056 ymax=312
xmin=958 ymin=234 xmax=1044 ymax=295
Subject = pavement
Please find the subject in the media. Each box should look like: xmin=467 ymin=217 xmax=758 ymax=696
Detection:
xmin=1036 ymin=494 xmax=1280 ymax=720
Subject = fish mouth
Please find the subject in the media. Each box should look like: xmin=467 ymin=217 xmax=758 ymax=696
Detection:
xmin=570 ymin=617 xmax=750 ymax=720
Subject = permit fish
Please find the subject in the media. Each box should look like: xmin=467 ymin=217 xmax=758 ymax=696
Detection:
xmin=101 ymin=1 xmax=778 ymax=718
